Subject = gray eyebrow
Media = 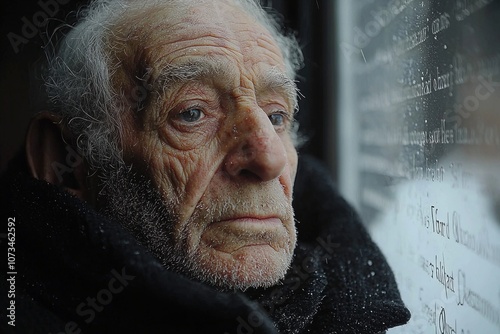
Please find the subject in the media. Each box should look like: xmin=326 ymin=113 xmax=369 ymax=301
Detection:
xmin=148 ymin=58 xmax=298 ymax=112
xmin=258 ymin=67 xmax=299 ymax=113
xmin=134 ymin=60 xmax=225 ymax=111
xmin=152 ymin=59 xmax=230 ymax=92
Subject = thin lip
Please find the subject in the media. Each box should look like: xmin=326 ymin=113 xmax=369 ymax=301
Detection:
xmin=214 ymin=216 xmax=282 ymax=224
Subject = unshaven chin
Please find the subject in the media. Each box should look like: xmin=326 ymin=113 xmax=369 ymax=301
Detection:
xmin=170 ymin=180 xmax=297 ymax=291
xmin=98 ymin=167 xmax=297 ymax=291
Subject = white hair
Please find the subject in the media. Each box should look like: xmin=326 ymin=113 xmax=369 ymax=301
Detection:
xmin=44 ymin=0 xmax=303 ymax=170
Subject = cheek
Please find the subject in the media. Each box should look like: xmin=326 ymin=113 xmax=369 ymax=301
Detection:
xmin=280 ymin=140 xmax=298 ymax=198
xmin=159 ymin=125 xmax=218 ymax=151
xmin=151 ymin=144 xmax=224 ymax=219
xmin=287 ymin=143 xmax=298 ymax=181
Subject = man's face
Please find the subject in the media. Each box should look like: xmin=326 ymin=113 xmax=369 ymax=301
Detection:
xmin=108 ymin=0 xmax=298 ymax=290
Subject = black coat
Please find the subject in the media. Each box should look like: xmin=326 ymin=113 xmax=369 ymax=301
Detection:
xmin=0 ymin=154 xmax=410 ymax=333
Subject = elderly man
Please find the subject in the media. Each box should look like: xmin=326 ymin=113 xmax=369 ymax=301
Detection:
xmin=0 ymin=0 xmax=409 ymax=333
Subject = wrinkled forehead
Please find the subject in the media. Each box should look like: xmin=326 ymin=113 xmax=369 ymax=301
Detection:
xmin=111 ymin=0 xmax=287 ymax=73
xmin=105 ymin=0 xmax=294 ymax=119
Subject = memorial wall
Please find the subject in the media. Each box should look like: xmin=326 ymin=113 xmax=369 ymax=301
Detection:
xmin=336 ymin=0 xmax=500 ymax=333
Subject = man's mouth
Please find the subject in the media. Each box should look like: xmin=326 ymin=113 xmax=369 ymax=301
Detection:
xmin=213 ymin=216 xmax=282 ymax=227
xmin=201 ymin=215 xmax=287 ymax=253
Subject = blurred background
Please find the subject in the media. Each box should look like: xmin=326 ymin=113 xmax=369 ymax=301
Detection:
xmin=336 ymin=1 xmax=500 ymax=333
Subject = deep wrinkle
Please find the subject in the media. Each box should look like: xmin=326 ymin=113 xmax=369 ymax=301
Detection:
xmin=108 ymin=0 xmax=298 ymax=290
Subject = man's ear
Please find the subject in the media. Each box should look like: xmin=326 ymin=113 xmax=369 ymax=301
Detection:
xmin=25 ymin=112 xmax=90 ymax=200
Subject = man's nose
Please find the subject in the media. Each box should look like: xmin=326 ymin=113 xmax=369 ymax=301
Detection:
xmin=223 ymin=111 xmax=287 ymax=181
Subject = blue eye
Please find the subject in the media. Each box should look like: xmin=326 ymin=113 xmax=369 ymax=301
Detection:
xmin=179 ymin=108 xmax=204 ymax=123
xmin=269 ymin=112 xmax=286 ymax=127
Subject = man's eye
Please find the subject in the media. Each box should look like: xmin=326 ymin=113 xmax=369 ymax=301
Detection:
xmin=178 ymin=108 xmax=204 ymax=123
xmin=269 ymin=112 xmax=287 ymax=127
